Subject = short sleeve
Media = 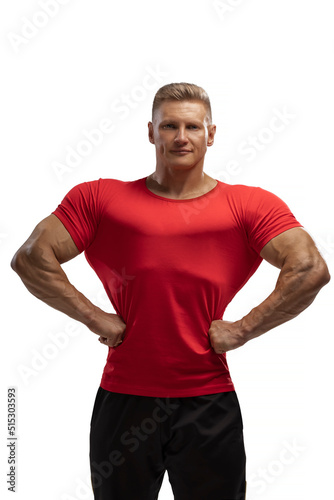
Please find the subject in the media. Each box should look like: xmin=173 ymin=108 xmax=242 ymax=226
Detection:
xmin=52 ymin=179 xmax=101 ymax=253
xmin=244 ymin=187 xmax=303 ymax=254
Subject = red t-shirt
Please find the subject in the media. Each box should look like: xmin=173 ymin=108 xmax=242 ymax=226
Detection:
xmin=52 ymin=177 xmax=302 ymax=397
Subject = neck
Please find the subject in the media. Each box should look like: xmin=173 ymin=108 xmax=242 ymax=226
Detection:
xmin=146 ymin=166 xmax=217 ymax=199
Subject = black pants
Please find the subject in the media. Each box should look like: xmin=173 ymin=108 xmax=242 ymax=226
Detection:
xmin=89 ymin=387 xmax=246 ymax=500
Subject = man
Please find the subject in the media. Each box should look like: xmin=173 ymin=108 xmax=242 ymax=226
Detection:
xmin=11 ymin=83 xmax=330 ymax=500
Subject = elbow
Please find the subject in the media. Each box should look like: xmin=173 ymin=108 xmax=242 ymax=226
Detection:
xmin=308 ymin=257 xmax=331 ymax=291
xmin=11 ymin=244 xmax=37 ymax=276
xmin=11 ymin=248 xmax=28 ymax=275
xmin=289 ymin=253 xmax=331 ymax=294
xmin=318 ymin=261 xmax=331 ymax=287
xmin=11 ymin=241 xmax=56 ymax=280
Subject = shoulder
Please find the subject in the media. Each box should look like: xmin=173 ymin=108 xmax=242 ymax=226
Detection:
xmin=97 ymin=176 xmax=145 ymax=190
xmin=216 ymin=181 xmax=260 ymax=210
xmin=217 ymin=181 xmax=288 ymax=209
xmin=96 ymin=176 xmax=146 ymax=199
xmin=69 ymin=177 xmax=138 ymax=196
xmin=61 ymin=177 xmax=146 ymax=205
xmin=218 ymin=181 xmax=276 ymax=196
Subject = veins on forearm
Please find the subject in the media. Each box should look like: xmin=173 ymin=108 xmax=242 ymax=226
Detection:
xmin=14 ymin=245 xmax=96 ymax=324
xmin=239 ymin=258 xmax=329 ymax=340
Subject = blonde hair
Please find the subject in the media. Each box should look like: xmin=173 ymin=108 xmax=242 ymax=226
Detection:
xmin=152 ymin=82 xmax=212 ymax=123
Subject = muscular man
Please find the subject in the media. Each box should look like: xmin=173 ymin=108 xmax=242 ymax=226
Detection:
xmin=11 ymin=83 xmax=330 ymax=500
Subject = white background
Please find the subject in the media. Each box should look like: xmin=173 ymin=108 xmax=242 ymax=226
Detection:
xmin=1 ymin=1 xmax=333 ymax=499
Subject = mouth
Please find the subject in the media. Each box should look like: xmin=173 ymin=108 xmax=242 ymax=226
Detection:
xmin=170 ymin=150 xmax=192 ymax=155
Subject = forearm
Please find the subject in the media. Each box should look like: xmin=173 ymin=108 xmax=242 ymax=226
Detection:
xmin=11 ymin=247 xmax=100 ymax=328
xmin=236 ymin=257 xmax=330 ymax=342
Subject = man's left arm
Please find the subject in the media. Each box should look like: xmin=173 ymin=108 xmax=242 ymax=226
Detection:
xmin=208 ymin=227 xmax=331 ymax=353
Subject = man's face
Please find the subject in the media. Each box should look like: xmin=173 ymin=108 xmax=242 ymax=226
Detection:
xmin=148 ymin=100 xmax=216 ymax=171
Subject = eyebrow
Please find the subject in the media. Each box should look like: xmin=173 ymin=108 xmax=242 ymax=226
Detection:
xmin=159 ymin=119 xmax=203 ymax=126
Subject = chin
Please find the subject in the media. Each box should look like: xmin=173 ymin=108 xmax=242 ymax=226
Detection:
xmin=165 ymin=157 xmax=195 ymax=168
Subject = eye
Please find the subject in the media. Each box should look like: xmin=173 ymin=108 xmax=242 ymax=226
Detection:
xmin=163 ymin=124 xmax=175 ymax=129
xmin=188 ymin=125 xmax=199 ymax=130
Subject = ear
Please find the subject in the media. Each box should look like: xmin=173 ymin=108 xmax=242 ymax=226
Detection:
xmin=207 ymin=124 xmax=216 ymax=147
xmin=148 ymin=122 xmax=155 ymax=144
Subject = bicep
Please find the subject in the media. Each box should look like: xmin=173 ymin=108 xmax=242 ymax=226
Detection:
xmin=19 ymin=214 xmax=81 ymax=265
xmin=259 ymin=227 xmax=322 ymax=270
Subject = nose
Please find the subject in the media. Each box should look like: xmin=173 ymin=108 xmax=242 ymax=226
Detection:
xmin=174 ymin=127 xmax=188 ymax=144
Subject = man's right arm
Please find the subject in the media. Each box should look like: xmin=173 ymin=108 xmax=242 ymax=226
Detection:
xmin=11 ymin=214 xmax=126 ymax=347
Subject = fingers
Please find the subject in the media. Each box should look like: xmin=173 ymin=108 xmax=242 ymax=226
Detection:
xmin=98 ymin=337 xmax=123 ymax=348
